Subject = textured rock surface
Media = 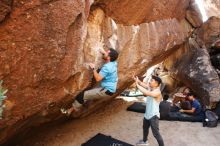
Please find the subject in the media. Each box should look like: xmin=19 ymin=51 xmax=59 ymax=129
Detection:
xmin=95 ymin=0 xmax=190 ymax=25
xmin=164 ymin=37 xmax=220 ymax=105
xmin=195 ymin=16 xmax=220 ymax=49
xmin=186 ymin=0 xmax=203 ymax=27
xmin=0 ymin=0 xmax=195 ymax=144
xmin=0 ymin=0 xmax=12 ymax=22
xmin=72 ymin=8 xmax=187 ymax=118
xmin=204 ymin=0 xmax=220 ymax=18
xmin=164 ymin=17 xmax=220 ymax=104
xmin=0 ymin=0 xmax=91 ymax=144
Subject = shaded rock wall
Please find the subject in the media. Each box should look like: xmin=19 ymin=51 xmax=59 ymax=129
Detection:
xmin=164 ymin=39 xmax=220 ymax=105
xmin=0 ymin=0 xmax=12 ymax=22
xmin=164 ymin=17 xmax=220 ymax=105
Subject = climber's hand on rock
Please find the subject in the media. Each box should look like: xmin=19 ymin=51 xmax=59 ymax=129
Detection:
xmin=132 ymin=74 xmax=136 ymax=81
xmin=135 ymin=79 xmax=139 ymax=85
xmin=136 ymin=76 xmax=140 ymax=83
xmin=132 ymin=75 xmax=136 ymax=81
xmin=89 ymin=63 xmax=95 ymax=70
xmin=133 ymin=76 xmax=139 ymax=85
xmin=133 ymin=76 xmax=140 ymax=83
xmin=99 ymin=48 xmax=107 ymax=55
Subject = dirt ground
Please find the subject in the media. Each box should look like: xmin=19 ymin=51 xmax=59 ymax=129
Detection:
xmin=19 ymin=96 xmax=220 ymax=146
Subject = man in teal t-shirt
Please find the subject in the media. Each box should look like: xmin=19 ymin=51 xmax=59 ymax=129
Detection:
xmin=99 ymin=61 xmax=118 ymax=93
xmin=61 ymin=48 xmax=118 ymax=115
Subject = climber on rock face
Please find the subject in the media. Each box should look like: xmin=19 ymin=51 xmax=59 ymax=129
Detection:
xmin=61 ymin=48 xmax=119 ymax=115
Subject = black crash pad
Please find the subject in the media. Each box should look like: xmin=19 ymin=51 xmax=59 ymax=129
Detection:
xmin=127 ymin=102 xmax=204 ymax=123
xmin=127 ymin=102 xmax=146 ymax=113
xmin=82 ymin=133 xmax=133 ymax=146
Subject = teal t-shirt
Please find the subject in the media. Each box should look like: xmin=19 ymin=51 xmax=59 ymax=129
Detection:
xmin=99 ymin=61 xmax=118 ymax=93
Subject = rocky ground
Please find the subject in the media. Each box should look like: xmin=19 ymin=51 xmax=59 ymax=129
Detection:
xmin=18 ymin=96 xmax=220 ymax=146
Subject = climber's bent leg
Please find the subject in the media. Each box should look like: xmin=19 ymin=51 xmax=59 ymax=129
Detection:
xmin=62 ymin=87 xmax=113 ymax=115
xmin=83 ymin=87 xmax=112 ymax=102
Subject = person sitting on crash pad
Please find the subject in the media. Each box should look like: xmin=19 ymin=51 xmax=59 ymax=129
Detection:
xmin=168 ymin=93 xmax=203 ymax=122
xmin=179 ymin=93 xmax=202 ymax=115
xmin=61 ymin=48 xmax=119 ymax=115
xmin=160 ymin=94 xmax=171 ymax=119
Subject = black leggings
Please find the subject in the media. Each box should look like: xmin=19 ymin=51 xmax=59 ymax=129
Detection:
xmin=143 ymin=116 xmax=164 ymax=146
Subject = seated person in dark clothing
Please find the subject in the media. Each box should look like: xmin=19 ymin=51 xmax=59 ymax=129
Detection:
xmin=180 ymin=100 xmax=192 ymax=110
xmin=168 ymin=93 xmax=204 ymax=122
xmin=160 ymin=94 xmax=171 ymax=119
xmin=179 ymin=93 xmax=202 ymax=115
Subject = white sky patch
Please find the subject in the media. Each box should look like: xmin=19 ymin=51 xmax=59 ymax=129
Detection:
xmin=195 ymin=0 xmax=208 ymax=22
xmin=111 ymin=19 xmax=117 ymax=30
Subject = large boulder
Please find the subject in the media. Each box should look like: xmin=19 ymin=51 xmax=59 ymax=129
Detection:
xmin=95 ymin=0 xmax=190 ymax=25
xmin=0 ymin=0 xmax=190 ymax=144
xmin=164 ymin=38 xmax=220 ymax=105
xmin=164 ymin=17 xmax=220 ymax=105
xmin=0 ymin=0 xmax=91 ymax=144
xmin=65 ymin=8 xmax=188 ymax=117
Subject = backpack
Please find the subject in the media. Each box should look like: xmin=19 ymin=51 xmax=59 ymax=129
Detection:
xmin=214 ymin=102 xmax=220 ymax=119
xmin=203 ymin=110 xmax=219 ymax=127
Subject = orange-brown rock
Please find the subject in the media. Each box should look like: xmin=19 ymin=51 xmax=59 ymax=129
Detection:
xmin=95 ymin=0 xmax=190 ymax=25
xmin=63 ymin=7 xmax=187 ymax=119
xmin=0 ymin=0 xmax=191 ymax=144
xmin=0 ymin=0 xmax=12 ymax=22
xmin=0 ymin=0 xmax=91 ymax=144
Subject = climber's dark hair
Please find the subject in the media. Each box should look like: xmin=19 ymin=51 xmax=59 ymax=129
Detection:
xmin=151 ymin=75 xmax=162 ymax=85
xmin=163 ymin=94 xmax=169 ymax=101
xmin=109 ymin=48 xmax=119 ymax=62
xmin=187 ymin=93 xmax=195 ymax=97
